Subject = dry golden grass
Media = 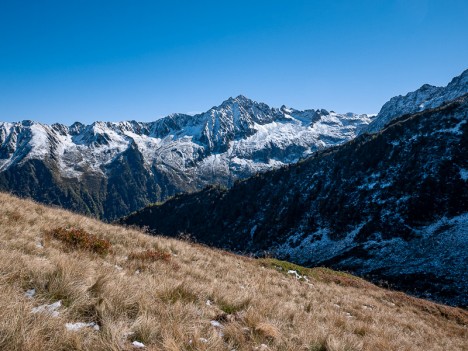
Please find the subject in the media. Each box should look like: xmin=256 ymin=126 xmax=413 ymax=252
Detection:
xmin=0 ymin=192 xmax=467 ymax=351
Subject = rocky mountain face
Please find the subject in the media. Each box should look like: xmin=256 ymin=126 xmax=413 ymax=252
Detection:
xmin=121 ymin=95 xmax=468 ymax=307
xmin=363 ymin=69 xmax=468 ymax=134
xmin=0 ymin=96 xmax=373 ymax=220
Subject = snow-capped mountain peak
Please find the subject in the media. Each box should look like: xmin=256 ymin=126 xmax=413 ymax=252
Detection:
xmin=0 ymin=96 xmax=373 ymax=219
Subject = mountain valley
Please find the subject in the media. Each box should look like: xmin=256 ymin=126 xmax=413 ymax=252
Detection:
xmin=122 ymin=72 xmax=468 ymax=307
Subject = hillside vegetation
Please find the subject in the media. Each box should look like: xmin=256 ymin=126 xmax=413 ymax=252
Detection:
xmin=0 ymin=192 xmax=467 ymax=351
xmin=121 ymin=95 xmax=468 ymax=307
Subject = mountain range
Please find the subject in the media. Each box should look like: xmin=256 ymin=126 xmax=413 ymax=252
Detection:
xmin=0 ymin=96 xmax=373 ymax=220
xmin=1 ymin=68 xmax=467 ymax=307
xmin=121 ymin=70 xmax=468 ymax=307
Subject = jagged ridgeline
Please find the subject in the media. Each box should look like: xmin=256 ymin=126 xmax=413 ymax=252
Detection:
xmin=0 ymin=96 xmax=373 ymax=220
xmin=122 ymin=95 xmax=468 ymax=307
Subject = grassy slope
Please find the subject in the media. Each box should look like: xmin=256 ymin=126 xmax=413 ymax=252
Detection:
xmin=0 ymin=192 xmax=467 ymax=351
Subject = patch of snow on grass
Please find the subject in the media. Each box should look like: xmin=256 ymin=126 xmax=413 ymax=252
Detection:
xmin=25 ymin=288 xmax=36 ymax=298
xmin=132 ymin=340 xmax=145 ymax=348
xmin=210 ymin=320 xmax=224 ymax=336
xmin=210 ymin=320 xmax=223 ymax=328
xmin=65 ymin=322 xmax=100 ymax=331
xmin=31 ymin=300 xmax=61 ymax=317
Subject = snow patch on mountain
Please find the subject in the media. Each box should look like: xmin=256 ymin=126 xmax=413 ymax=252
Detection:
xmin=460 ymin=168 xmax=468 ymax=181
xmin=274 ymin=223 xmax=365 ymax=264
xmin=363 ymin=69 xmax=468 ymax=134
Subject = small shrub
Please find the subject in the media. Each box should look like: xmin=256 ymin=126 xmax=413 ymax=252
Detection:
xmin=128 ymin=248 xmax=171 ymax=262
xmin=46 ymin=227 xmax=112 ymax=255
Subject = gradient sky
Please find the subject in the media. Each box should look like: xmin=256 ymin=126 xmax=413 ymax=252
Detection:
xmin=0 ymin=0 xmax=467 ymax=125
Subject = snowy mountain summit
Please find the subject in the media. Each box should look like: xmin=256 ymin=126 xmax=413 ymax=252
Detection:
xmin=0 ymin=96 xmax=373 ymax=219
xmin=363 ymin=69 xmax=468 ymax=134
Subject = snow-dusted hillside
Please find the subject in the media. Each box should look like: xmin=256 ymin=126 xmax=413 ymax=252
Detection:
xmin=0 ymin=95 xmax=373 ymax=219
xmin=363 ymin=69 xmax=468 ymax=134
xmin=122 ymin=94 xmax=468 ymax=307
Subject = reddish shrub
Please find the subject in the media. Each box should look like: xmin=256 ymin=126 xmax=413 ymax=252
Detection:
xmin=46 ymin=227 xmax=112 ymax=255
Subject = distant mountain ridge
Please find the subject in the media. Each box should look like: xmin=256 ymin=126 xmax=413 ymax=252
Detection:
xmin=363 ymin=69 xmax=468 ymax=134
xmin=122 ymin=94 xmax=468 ymax=307
xmin=0 ymin=96 xmax=373 ymax=219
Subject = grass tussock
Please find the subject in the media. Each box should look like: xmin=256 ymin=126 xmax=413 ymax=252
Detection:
xmin=0 ymin=192 xmax=467 ymax=351
xmin=128 ymin=248 xmax=172 ymax=262
xmin=217 ymin=297 xmax=251 ymax=315
xmin=46 ymin=226 xmax=112 ymax=255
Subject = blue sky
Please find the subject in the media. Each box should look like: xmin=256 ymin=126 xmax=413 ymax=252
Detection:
xmin=0 ymin=0 xmax=467 ymax=124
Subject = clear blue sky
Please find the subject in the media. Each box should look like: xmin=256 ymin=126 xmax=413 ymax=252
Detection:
xmin=0 ymin=0 xmax=467 ymax=125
